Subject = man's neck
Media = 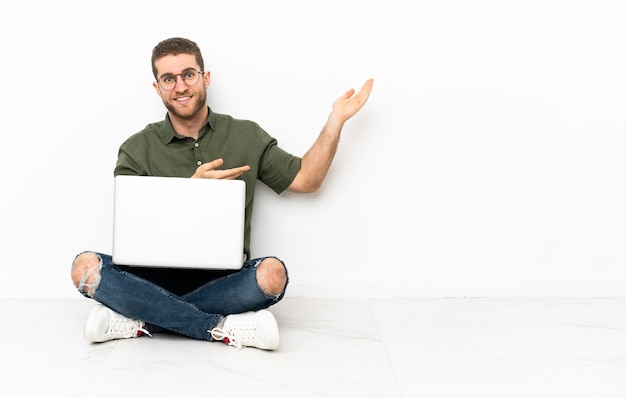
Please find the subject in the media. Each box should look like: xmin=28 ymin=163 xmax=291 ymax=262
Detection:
xmin=169 ymin=107 xmax=208 ymax=140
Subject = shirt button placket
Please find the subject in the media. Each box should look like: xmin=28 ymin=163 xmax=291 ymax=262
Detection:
xmin=194 ymin=142 xmax=202 ymax=166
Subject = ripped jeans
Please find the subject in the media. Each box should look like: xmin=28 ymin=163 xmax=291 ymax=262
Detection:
xmin=72 ymin=252 xmax=288 ymax=341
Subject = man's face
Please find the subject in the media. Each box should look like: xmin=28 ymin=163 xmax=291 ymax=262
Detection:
xmin=153 ymin=54 xmax=210 ymax=120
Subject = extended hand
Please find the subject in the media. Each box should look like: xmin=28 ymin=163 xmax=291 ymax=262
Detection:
xmin=331 ymin=78 xmax=374 ymax=124
xmin=191 ymin=158 xmax=250 ymax=179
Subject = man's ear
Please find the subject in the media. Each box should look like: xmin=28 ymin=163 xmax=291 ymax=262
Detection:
xmin=153 ymin=81 xmax=163 ymax=97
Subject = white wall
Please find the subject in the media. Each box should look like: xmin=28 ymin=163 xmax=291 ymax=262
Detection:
xmin=1 ymin=0 xmax=624 ymax=299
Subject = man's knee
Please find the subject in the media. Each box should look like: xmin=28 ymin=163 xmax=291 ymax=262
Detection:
xmin=256 ymin=257 xmax=287 ymax=296
xmin=71 ymin=252 xmax=102 ymax=296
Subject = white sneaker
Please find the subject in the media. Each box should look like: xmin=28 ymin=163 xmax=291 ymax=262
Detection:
xmin=84 ymin=304 xmax=151 ymax=343
xmin=210 ymin=310 xmax=279 ymax=350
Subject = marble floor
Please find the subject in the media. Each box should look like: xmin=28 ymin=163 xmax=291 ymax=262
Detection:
xmin=1 ymin=297 xmax=625 ymax=398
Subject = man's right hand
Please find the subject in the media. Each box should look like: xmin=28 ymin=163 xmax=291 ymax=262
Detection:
xmin=191 ymin=158 xmax=250 ymax=179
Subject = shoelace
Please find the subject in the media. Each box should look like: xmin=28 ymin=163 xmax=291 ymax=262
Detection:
xmin=210 ymin=323 xmax=257 ymax=349
xmin=107 ymin=312 xmax=152 ymax=338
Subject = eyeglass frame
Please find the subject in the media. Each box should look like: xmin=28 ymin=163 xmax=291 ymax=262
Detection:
xmin=156 ymin=68 xmax=205 ymax=91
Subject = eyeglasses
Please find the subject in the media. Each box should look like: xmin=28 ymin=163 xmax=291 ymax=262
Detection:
xmin=157 ymin=68 xmax=204 ymax=91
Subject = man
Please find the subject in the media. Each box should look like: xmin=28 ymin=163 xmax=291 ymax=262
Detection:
xmin=71 ymin=37 xmax=373 ymax=350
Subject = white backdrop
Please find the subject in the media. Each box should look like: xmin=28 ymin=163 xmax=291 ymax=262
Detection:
xmin=1 ymin=0 xmax=624 ymax=299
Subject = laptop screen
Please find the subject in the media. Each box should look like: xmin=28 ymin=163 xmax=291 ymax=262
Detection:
xmin=112 ymin=175 xmax=246 ymax=270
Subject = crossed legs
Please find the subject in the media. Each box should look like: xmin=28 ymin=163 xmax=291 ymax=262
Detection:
xmin=70 ymin=251 xmax=288 ymax=347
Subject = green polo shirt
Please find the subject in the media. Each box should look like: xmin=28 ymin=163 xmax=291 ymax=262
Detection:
xmin=114 ymin=107 xmax=302 ymax=260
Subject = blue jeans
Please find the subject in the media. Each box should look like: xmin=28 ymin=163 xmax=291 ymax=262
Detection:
xmin=74 ymin=252 xmax=288 ymax=341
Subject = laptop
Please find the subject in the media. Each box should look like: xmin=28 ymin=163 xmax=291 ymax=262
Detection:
xmin=112 ymin=175 xmax=246 ymax=270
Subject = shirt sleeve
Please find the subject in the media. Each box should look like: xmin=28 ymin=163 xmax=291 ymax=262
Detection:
xmin=257 ymin=139 xmax=302 ymax=194
xmin=114 ymin=139 xmax=146 ymax=176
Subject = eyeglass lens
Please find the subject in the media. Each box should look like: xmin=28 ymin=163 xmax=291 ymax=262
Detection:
xmin=158 ymin=69 xmax=201 ymax=90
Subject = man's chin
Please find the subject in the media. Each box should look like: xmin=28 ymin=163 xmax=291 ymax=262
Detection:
xmin=166 ymin=104 xmax=198 ymax=120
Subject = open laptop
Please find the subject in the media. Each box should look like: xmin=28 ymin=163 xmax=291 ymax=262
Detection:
xmin=112 ymin=175 xmax=246 ymax=270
